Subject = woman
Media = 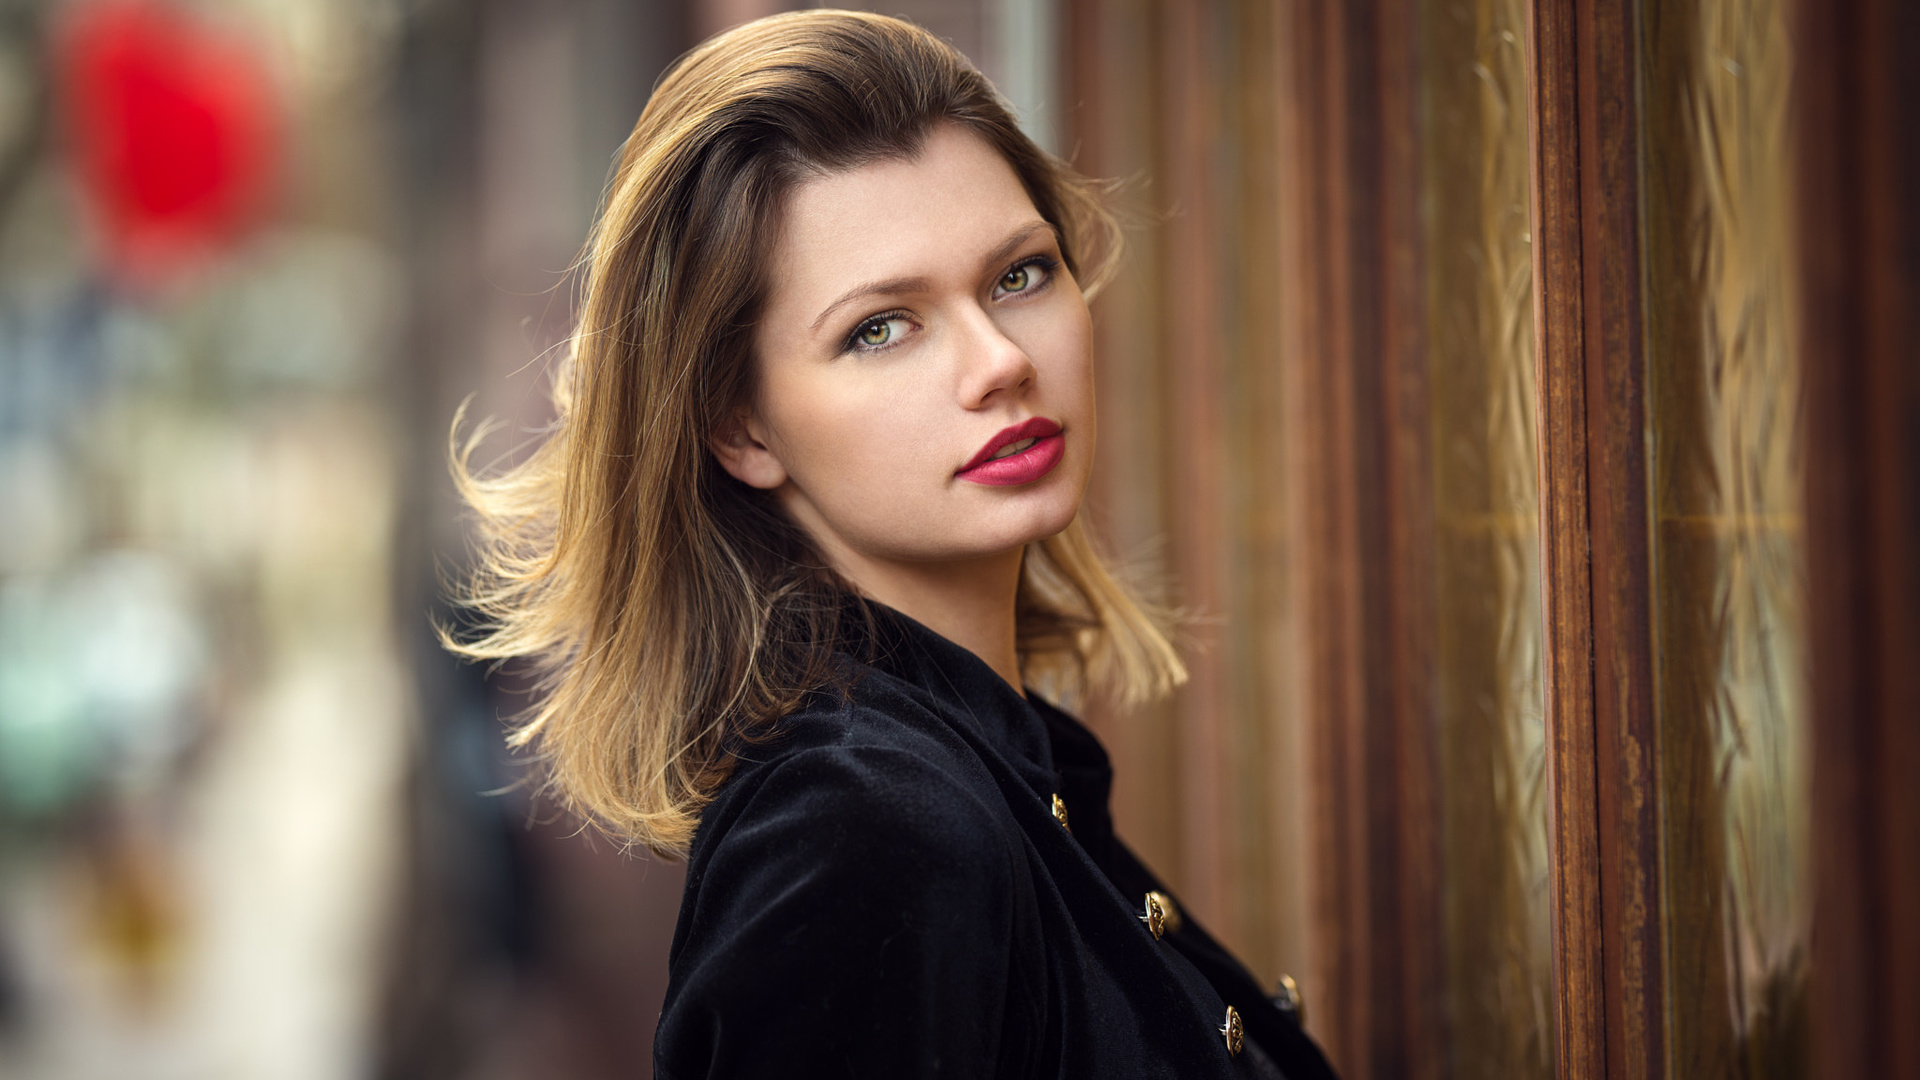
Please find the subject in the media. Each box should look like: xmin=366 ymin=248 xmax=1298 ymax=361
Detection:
xmin=452 ymin=11 xmax=1338 ymax=1078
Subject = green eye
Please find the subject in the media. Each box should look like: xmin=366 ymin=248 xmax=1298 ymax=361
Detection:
xmin=1001 ymin=266 xmax=1031 ymax=292
xmin=856 ymin=319 xmax=892 ymax=346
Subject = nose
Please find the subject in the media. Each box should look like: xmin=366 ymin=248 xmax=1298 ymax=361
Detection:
xmin=954 ymin=305 xmax=1036 ymax=408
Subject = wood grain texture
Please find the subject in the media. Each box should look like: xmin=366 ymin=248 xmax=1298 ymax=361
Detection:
xmin=1375 ymin=6 xmax=1449 ymax=1080
xmin=1276 ymin=5 xmax=1371 ymax=1069
xmin=1064 ymin=0 xmax=1184 ymax=881
xmin=1526 ymin=0 xmax=1606 ymax=1074
xmin=1572 ymin=3 xmax=1667 ymax=1079
xmin=1064 ymin=0 xmax=1315 ymax=1002
xmin=1529 ymin=1 xmax=1673 ymax=1077
xmin=1378 ymin=0 xmax=1449 ymax=1074
xmin=1527 ymin=2 xmax=1620 ymax=1077
xmin=1275 ymin=2 xmax=1447 ymax=1075
xmin=1158 ymin=0 xmax=1233 ymax=949
xmin=1224 ymin=0 xmax=1304 ymax=986
xmin=1798 ymin=1 xmax=1920 ymax=1077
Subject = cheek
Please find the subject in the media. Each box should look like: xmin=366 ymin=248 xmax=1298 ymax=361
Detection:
xmin=1017 ymin=292 xmax=1094 ymax=375
xmin=1023 ymin=304 xmax=1097 ymax=421
xmin=1065 ymin=314 xmax=1095 ymax=398
xmin=1042 ymin=308 xmax=1097 ymax=482
xmin=760 ymin=366 xmax=946 ymax=498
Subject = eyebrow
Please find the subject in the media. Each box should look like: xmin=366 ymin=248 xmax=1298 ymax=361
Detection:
xmin=808 ymin=220 xmax=1061 ymax=334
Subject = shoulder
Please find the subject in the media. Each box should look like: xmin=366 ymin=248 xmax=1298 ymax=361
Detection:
xmin=672 ymin=670 xmax=1029 ymax=960
xmin=692 ymin=680 xmax=1011 ymax=877
xmin=659 ymin=681 xmax=1037 ymax=1077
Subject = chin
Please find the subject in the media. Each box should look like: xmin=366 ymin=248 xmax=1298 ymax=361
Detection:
xmin=983 ymin=486 xmax=1084 ymax=554
xmin=1029 ymin=498 xmax=1083 ymax=545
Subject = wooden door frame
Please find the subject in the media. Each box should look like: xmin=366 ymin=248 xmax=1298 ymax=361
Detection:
xmin=1526 ymin=1 xmax=1666 ymax=1078
xmin=1063 ymin=2 xmax=1920 ymax=1077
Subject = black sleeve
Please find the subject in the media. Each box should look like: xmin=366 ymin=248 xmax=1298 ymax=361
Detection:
xmin=1106 ymin=840 xmax=1342 ymax=1080
xmin=655 ymin=744 xmax=1030 ymax=1080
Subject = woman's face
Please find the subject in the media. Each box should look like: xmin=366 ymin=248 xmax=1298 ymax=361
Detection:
xmin=719 ymin=124 xmax=1095 ymax=577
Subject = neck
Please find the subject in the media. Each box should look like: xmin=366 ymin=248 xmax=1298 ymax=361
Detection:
xmin=824 ymin=544 xmax=1027 ymax=695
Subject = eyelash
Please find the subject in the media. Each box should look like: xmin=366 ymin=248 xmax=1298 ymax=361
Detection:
xmin=997 ymin=254 xmax=1059 ymax=298
xmin=841 ymin=254 xmax=1061 ymax=355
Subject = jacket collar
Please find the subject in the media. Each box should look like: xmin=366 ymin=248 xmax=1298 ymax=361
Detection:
xmin=836 ymin=596 xmax=1059 ymax=793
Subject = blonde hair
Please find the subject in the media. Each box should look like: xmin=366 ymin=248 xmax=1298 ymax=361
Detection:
xmin=449 ymin=10 xmax=1184 ymax=857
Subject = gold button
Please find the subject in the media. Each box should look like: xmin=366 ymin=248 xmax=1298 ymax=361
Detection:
xmin=1139 ymin=890 xmax=1181 ymax=939
xmin=1220 ymin=1005 xmax=1244 ymax=1056
xmin=1275 ymin=973 xmax=1306 ymax=1027
xmin=1051 ymin=793 xmax=1071 ymax=833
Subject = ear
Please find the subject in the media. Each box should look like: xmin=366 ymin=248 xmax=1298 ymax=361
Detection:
xmin=707 ymin=407 xmax=788 ymax=490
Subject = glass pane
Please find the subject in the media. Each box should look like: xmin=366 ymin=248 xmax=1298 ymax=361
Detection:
xmin=1421 ymin=1 xmax=1555 ymax=1076
xmin=1643 ymin=0 xmax=1811 ymax=1075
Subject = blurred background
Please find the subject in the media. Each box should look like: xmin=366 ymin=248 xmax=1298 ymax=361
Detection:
xmin=0 ymin=1 xmax=1075 ymax=1077
xmin=0 ymin=0 xmax=1913 ymax=1079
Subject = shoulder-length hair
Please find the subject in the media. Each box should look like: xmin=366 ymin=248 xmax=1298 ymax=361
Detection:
xmin=449 ymin=9 xmax=1185 ymax=857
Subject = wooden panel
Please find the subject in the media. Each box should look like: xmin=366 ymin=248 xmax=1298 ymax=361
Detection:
xmin=1525 ymin=1 xmax=1606 ymax=1073
xmin=1068 ymin=4 xmax=1449 ymax=1075
xmin=1222 ymin=0 xmax=1303 ymax=982
xmin=1158 ymin=0 xmax=1233 ymax=941
xmin=1273 ymin=5 xmax=1375 ymax=1066
xmin=1797 ymin=1 xmax=1920 ymax=1078
xmin=1065 ymin=0 xmax=1314 ymax=989
xmin=1526 ymin=0 xmax=1665 ymax=1077
xmin=1573 ymin=2 xmax=1667 ymax=1078
xmin=1275 ymin=3 xmax=1446 ymax=1076
xmin=1064 ymin=0 xmax=1183 ymax=877
xmin=1376 ymin=5 xmax=1450 ymax=1078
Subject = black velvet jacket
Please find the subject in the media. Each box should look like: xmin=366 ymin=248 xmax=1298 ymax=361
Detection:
xmin=655 ymin=603 xmax=1339 ymax=1079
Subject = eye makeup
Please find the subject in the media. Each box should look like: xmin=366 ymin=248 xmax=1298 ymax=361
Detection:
xmin=838 ymin=252 xmax=1062 ymax=356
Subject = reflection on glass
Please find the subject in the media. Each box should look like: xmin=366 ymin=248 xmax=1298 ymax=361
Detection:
xmin=1643 ymin=0 xmax=1810 ymax=1075
xmin=1421 ymin=1 xmax=1553 ymax=1076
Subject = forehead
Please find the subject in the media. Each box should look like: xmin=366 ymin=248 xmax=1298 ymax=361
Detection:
xmin=766 ymin=125 xmax=1043 ymax=292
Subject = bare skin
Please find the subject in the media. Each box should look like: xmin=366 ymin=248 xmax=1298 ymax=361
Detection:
xmin=709 ymin=124 xmax=1097 ymax=693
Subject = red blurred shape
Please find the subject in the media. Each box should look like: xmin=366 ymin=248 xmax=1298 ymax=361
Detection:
xmin=57 ymin=1 xmax=279 ymax=282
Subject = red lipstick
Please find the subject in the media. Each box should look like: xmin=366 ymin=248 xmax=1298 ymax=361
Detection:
xmin=956 ymin=417 xmax=1066 ymax=486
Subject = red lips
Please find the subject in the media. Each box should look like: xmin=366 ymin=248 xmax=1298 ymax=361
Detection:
xmin=956 ymin=417 xmax=1066 ymax=486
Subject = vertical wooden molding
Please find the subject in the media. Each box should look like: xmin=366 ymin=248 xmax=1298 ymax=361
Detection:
xmin=1571 ymin=2 xmax=1666 ymax=1079
xmin=1064 ymin=0 xmax=1185 ymax=876
xmin=1157 ymin=0 xmax=1233 ymax=939
xmin=1526 ymin=3 xmax=1608 ymax=1072
xmin=1227 ymin=0 xmax=1304 ymax=986
xmin=1527 ymin=1 xmax=1665 ymax=1078
xmin=1799 ymin=1 xmax=1920 ymax=1077
xmin=1279 ymin=1 xmax=1445 ymax=1076
xmin=1375 ymin=0 xmax=1448 ymax=1076
xmin=1279 ymin=3 xmax=1370 ymax=1069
